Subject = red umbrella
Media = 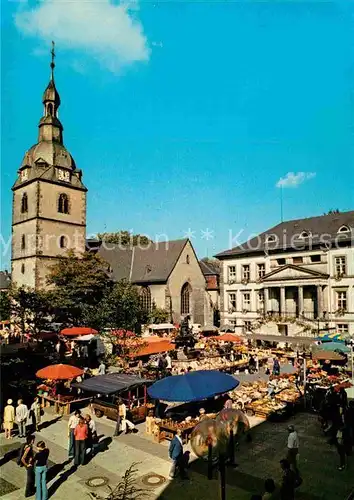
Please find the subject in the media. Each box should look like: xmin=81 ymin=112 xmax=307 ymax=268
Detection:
xmin=36 ymin=364 xmax=84 ymax=380
xmin=209 ymin=333 xmax=243 ymax=343
xmin=60 ymin=327 xmax=98 ymax=337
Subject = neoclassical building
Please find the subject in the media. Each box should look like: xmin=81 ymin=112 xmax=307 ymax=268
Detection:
xmin=87 ymin=238 xmax=211 ymax=326
xmin=11 ymin=47 xmax=87 ymax=289
xmin=216 ymin=211 xmax=354 ymax=337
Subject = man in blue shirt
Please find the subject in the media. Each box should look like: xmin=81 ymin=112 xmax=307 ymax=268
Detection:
xmin=168 ymin=429 xmax=187 ymax=479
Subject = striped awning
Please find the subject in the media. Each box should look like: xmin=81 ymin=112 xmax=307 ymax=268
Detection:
xmin=316 ymin=332 xmax=344 ymax=342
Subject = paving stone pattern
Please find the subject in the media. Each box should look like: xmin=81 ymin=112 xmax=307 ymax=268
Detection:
xmin=0 ymin=411 xmax=353 ymax=500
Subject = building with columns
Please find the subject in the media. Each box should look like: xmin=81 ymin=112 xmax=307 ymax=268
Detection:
xmin=11 ymin=46 xmax=87 ymax=289
xmin=216 ymin=211 xmax=354 ymax=338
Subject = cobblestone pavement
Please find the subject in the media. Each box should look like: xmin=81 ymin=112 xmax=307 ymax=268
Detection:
xmin=0 ymin=411 xmax=353 ymax=500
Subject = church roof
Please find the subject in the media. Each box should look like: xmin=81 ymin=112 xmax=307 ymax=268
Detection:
xmin=20 ymin=141 xmax=75 ymax=170
xmin=90 ymin=238 xmax=189 ymax=283
xmin=199 ymin=260 xmax=220 ymax=276
xmin=43 ymin=80 xmax=61 ymax=107
xmin=215 ymin=211 xmax=354 ymax=259
xmin=13 ymin=43 xmax=86 ymax=192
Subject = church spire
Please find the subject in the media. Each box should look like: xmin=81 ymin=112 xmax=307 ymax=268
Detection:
xmin=38 ymin=42 xmax=63 ymax=143
xmin=50 ymin=40 xmax=55 ymax=81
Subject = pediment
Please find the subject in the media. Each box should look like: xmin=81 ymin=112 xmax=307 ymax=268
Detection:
xmin=262 ymin=264 xmax=328 ymax=282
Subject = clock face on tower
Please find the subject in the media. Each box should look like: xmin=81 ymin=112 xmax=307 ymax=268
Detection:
xmin=58 ymin=169 xmax=70 ymax=182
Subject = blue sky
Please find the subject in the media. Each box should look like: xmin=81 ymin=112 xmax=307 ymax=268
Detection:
xmin=1 ymin=0 xmax=353 ymax=269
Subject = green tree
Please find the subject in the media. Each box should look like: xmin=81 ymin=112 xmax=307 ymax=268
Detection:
xmin=99 ymin=279 xmax=146 ymax=331
xmin=98 ymin=280 xmax=148 ymax=365
xmin=148 ymin=304 xmax=170 ymax=324
xmin=97 ymin=231 xmax=151 ymax=247
xmin=324 ymin=209 xmax=340 ymax=215
xmin=47 ymin=250 xmax=112 ymax=327
xmin=0 ymin=292 xmax=11 ymax=321
xmin=9 ymin=286 xmax=52 ymax=336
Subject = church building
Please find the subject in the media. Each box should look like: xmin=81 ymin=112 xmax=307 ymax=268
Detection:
xmin=11 ymin=45 xmax=87 ymax=289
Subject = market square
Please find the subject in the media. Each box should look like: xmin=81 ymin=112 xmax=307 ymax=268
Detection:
xmin=1 ymin=1 xmax=354 ymax=500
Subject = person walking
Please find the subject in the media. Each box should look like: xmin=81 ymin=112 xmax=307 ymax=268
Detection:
xmin=286 ymin=425 xmax=299 ymax=476
xmin=272 ymin=358 xmax=280 ymax=376
xmin=98 ymin=360 xmax=106 ymax=375
xmin=85 ymin=414 xmax=97 ymax=457
xmin=165 ymin=352 xmax=172 ymax=371
xmin=68 ymin=410 xmax=80 ymax=459
xmin=16 ymin=400 xmax=28 ymax=438
xmin=169 ymin=429 xmax=187 ymax=479
xmin=113 ymin=400 xmax=122 ymax=437
xmin=21 ymin=435 xmax=35 ymax=497
xmin=74 ymin=417 xmax=88 ymax=466
xmin=335 ymin=424 xmax=347 ymax=471
xmin=3 ymin=399 xmax=15 ymax=439
xmin=34 ymin=441 xmax=49 ymax=500
xmin=279 ymin=459 xmax=296 ymax=500
xmin=118 ymin=399 xmax=137 ymax=434
xmin=30 ymin=398 xmax=42 ymax=432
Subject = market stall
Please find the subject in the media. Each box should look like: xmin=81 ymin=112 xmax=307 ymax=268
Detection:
xmin=73 ymin=373 xmax=154 ymax=423
xmin=228 ymin=373 xmax=303 ymax=420
xmin=36 ymin=364 xmax=91 ymax=415
xmin=147 ymin=370 xmax=239 ymax=443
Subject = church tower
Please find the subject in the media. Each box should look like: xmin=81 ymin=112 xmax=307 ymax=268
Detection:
xmin=11 ymin=43 xmax=87 ymax=289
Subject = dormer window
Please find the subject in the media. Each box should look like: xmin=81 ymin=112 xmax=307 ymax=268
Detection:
xmin=20 ymin=169 xmax=28 ymax=182
xmin=35 ymin=158 xmax=48 ymax=168
xmin=338 ymin=225 xmax=350 ymax=233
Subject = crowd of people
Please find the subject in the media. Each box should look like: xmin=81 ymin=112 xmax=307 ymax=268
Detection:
xmin=318 ymin=385 xmax=354 ymax=471
xmin=3 ymin=398 xmax=42 ymax=439
xmin=18 ymin=435 xmax=50 ymax=500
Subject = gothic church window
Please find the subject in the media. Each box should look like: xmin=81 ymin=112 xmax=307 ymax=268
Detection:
xmin=181 ymin=282 xmax=191 ymax=315
xmin=21 ymin=234 xmax=26 ymax=250
xmin=140 ymin=287 xmax=151 ymax=313
xmin=21 ymin=263 xmax=25 ymax=274
xmin=21 ymin=193 xmax=28 ymax=213
xmin=58 ymin=193 xmax=69 ymax=214
xmin=47 ymin=103 xmax=53 ymax=116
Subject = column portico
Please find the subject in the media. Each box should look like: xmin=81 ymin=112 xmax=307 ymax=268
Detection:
xmin=317 ymin=285 xmax=323 ymax=318
xmin=264 ymin=287 xmax=269 ymax=314
xmin=298 ymin=286 xmax=304 ymax=316
xmin=280 ymin=286 xmax=286 ymax=315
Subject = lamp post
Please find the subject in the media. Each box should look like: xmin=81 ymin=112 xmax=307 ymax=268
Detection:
xmin=191 ymin=410 xmax=250 ymax=500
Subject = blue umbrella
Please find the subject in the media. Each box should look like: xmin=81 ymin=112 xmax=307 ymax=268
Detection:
xmin=147 ymin=370 xmax=239 ymax=402
xmin=317 ymin=342 xmax=350 ymax=353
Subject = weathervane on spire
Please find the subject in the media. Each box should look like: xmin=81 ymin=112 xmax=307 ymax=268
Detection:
xmin=50 ymin=41 xmax=55 ymax=80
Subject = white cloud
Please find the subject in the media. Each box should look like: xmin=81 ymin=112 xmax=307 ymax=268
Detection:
xmin=276 ymin=172 xmax=316 ymax=188
xmin=15 ymin=0 xmax=150 ymax=73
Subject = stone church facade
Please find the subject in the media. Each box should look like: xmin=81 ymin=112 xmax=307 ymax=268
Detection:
xmin=88 ymin=238 xmax=212 ymax=326
xmin=11 ymin=49 xmax=87 ymax=289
